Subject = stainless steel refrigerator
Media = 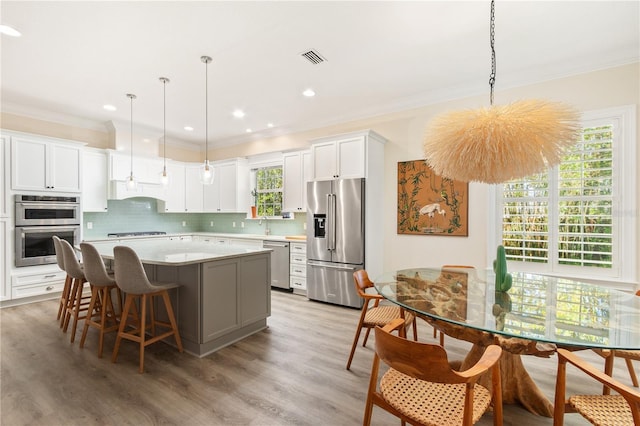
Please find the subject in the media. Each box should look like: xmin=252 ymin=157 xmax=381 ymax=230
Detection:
xmin=306 ymin=178 xmax=364 ymax=308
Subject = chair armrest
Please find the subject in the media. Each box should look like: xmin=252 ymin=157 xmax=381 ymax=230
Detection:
xmin=558 ymin=348 xmax=640 ymax=400
xmin=457 ymin=345 xmax=503 ymax=379
xmin=381 ymin=318 xmax=405 ymax=333
xmin=362 ymin=293 xmax=384 ymax=301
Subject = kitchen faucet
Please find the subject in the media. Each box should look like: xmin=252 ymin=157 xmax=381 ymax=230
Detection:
xmin=260 ymin=216 xmax=271 ymax=235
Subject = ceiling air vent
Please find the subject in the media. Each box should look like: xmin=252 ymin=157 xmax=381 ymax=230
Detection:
xmin=300 ymin=49 xmax=326 ymax=65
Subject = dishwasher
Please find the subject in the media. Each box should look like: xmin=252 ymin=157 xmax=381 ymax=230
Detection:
xmin=263 ymin=240 xmax=291 ymax=291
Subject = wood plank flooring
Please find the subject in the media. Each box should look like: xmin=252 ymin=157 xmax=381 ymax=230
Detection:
xmin=1 ymin=290 xmax=633 ymax=425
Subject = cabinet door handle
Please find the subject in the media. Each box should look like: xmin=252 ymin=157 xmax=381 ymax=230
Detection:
xmin=46 ymin=286 xmax=54 ymax=291
xmin=44 ymin=274 xmax=56 ymax=278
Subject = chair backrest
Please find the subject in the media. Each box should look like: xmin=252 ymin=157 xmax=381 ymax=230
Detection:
xmin=113 ymin=245 xmax=155 ymax=294
xmin=374 ymin=321 xmax=502 ymax=385
xmin=58 ymin=238 xmax=84 ymax=280
xmin=52 ymin=236 xmax=65 ymax=271
xmin=80 ymin=242 xmax=115 ymax=287
xmin=353 ymin=269 xmax=374 ymax=298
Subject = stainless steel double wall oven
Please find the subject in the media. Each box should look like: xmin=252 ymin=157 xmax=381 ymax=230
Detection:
xmin=14 ymin=194 xmax=81 ymax=267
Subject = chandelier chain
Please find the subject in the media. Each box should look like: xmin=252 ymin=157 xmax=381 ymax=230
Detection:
xmin=489 ymin=0 xmax=496 ymax=105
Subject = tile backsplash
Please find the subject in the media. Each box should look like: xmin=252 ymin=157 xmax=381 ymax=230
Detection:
xmin=83 ymin=197 xmax=306 ymax=240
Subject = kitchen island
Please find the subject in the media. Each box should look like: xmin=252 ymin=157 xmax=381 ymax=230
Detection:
xmin=89 ymin=239 xmax=271 ymax=357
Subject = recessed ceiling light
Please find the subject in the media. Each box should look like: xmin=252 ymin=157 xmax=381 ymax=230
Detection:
xmin=246 ymin=128 xmax=252 ymax=133
xmin=184 ymin=126 xmax=194 ymax=131
xmin=103 ymin=104 xmax=117 ymax=111
xmin=0 ymin=25 xmax=21 ymax=37
xmin=233 ymin=109 xmax=245 ymax=118
xmin=267 ymin=123 xmax=274 ymax=128
xmin=302 ymin=88 xmax=316 ymax=97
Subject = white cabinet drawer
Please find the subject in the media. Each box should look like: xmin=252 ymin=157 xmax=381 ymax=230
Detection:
xmin=13 ymin=270 xmax=66 ymax=286
xmin=290 ymin=264 xmax=306 ymax=277
xmin=290 ymin=243 xmax=306 ymax=254
xmin=290 ymin=254 xmax=306 ymax=264
xmin=12 ymin=280 xmax=65 ymax=299
xmin=290 ymin=276 xmax=306 ymax=290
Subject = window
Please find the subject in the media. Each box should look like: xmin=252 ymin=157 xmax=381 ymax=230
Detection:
xmin=493 ymin=106 xmax=636 ymax=281
xmin=253 ymin=165 xmax=283 ymax=217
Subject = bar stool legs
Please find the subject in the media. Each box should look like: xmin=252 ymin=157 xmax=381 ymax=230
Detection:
xmin=112 ymin=290 xmax=183 ymax=373
xmin=79 ymin=285 xmax=121 ymax=357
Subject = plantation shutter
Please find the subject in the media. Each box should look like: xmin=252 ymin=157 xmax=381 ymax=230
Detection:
xmin=501 ymin=123 xmax=615 ymax=271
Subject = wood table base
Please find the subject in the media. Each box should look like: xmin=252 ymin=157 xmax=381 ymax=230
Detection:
xmin=419 ymin=315 xmax=557 ymax=417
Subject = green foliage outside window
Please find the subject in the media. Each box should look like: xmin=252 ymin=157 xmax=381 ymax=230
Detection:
xmin=502 ymin=125 xmax=614 ymax=269
xmin=254 ymin=166 xmax=283 ymax=217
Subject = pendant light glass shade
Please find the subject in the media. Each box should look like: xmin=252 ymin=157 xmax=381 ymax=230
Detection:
xmin=200 ymin=55 xmax=215 ymax=185
xmin=159 ymin=77 xmax=170 ymax=187
xmin=126 ymin=93 xmax=138 ymax=191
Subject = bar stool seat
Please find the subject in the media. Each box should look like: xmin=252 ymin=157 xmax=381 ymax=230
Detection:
xmin=79 ymin=242 xmax=122 ymax=357
xmin=112 ymin=245 xmax=183 ymax=373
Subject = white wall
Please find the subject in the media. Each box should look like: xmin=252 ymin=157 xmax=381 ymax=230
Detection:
xmin=3 ymin=63 xmax=638 ymax=276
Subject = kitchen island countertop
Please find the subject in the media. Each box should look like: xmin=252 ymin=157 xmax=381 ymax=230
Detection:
xmin=88 ymin=238 xmax=271 ymax=266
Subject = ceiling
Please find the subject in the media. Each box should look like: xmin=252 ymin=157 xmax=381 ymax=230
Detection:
xmin=1 ymin=1 xmax=638 ymax=150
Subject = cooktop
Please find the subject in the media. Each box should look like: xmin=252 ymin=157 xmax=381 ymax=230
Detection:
xmin=107 ymin=231 xmax=167 ymax=238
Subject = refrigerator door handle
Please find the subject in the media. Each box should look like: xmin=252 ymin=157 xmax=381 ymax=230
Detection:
xmin=307 ymin=260 xmax=359 ymax=271
xmin=326 ymin=193 xmax=336 ymax=251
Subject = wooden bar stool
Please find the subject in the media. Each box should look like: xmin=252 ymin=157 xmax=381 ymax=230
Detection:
xmin=79 ymin=242 xmax=122 ymax=358
xmin=112 ymin=245 xmax=183 ymax=373
xmin=58 ymin=239 xmax=91 ymax=343
xmin=52 ymin=236 xmax=73 ymax=326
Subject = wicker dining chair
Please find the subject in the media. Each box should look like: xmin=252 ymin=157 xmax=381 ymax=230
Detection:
xmin=364 ymin=318 xmax=503 ymax=426
xmin=554 ymin=348 xmax=640 ymax=425
xmin=346 ymin=269 xmax=417 ymax=370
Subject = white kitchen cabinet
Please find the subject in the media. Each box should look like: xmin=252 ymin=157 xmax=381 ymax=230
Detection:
xmin=158 ymin=162 xmax=186 ymax=212
xmin=185 ymin=164 xmax=204 ymax=212
xmin=0 ymin=219 xmax=8 ymax=301
xmin=109 ymin=151 xmax=164 ymax=185
xmin=289 ymin=242 xmax=307 ymax=294
xmin=11 ymin=266 xmax=66 ymax=300
xmin=0 ymin=135 xmax=8 ymax=217
xmin=82 ymin=148 xmax=108 ymax=212
xmin=11 ymin=135 xmax=83 ymax=193
xmin=282 ymin=150 xmax=311 ymax=212
xmin=203 ymin=158 xmax=249 ymax=213
xmin=310 ymin=136 xmax=365 ymax=180
xmin=229 ymin=238 xmax=263 ymax=248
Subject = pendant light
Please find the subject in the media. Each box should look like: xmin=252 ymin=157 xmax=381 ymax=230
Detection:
xmin=423 ymin=0 xmax=580 ymax=184
xmin=125 ymin=93 xmax=137 ymax=190
xmin=200 ymin=55 xmax=214 ymax=185
xmin=159 ymin=77 xmax=170 ymax=186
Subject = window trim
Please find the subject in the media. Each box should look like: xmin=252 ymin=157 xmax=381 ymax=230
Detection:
xmin=488 ymin=105 xmax=636 ymax=284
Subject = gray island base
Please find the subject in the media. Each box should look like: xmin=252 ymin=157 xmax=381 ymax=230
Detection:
xmin=89 ymin=239 xmax=271 ymax=357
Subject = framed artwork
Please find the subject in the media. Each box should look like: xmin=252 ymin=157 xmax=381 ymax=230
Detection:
xmin=397 ymin=159 xmax=468 ymax=236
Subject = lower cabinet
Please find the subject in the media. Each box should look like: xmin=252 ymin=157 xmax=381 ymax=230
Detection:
xmin=289 ymin=242 xmax=307 ymax=294
xmin=11 ymin=267 xmax=66 ymax=300
xmin=151 ymin=252 xmax=270 ymax=357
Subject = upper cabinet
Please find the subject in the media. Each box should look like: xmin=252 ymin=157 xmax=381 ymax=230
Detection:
xmin=11 ymin=135 xmax=83 ymax=193
xmin=184 ymin=164 xmax=204 ymax=212
xmin=82 ymin=148 xmax=108 ymax=212
xmin=158 ymin=162 xmax=187 ymax=212
xmin=107 ymin=151 xmax=166 ymax=200
xmin=310 ymin=130 xmax=386 ymax=181
xmin=203 ymin=159 xmax=249 ymax=213
xmin=0 ymin=135 xmax=8 ymax=217
xmin=283 ymin=150 xmax=311 ymax=212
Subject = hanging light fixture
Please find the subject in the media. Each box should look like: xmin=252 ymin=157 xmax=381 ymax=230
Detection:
xmin=200 ymin=55 xmax=214 ymax=185
xmin=423 ymin=0 xmax=580 ymax=184
xmin=125 ymin=93 xmax=137 ymax=190
xmin=159 ymin=76 xmax=170 ymax=186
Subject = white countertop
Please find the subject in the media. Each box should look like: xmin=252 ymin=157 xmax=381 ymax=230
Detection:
xmin=88 ymin=238 xmax=272 ymax=266
xmin=86 ymin=232 xmax=306 ymax=243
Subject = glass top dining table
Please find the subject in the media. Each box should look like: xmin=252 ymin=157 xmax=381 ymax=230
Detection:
xmin=373 ymin=266 xmax=640 ymax=351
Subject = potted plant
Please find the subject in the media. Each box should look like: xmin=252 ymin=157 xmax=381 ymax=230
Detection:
xmin=250 ymin=188 xmax=258 ymax=218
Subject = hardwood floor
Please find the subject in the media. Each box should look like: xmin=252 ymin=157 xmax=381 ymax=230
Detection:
xmin=1 ymin=290 xmax=631 ymax=425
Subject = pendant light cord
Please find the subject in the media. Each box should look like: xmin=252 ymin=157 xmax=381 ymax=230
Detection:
xmin=162 ymin=78 xmax=167 ymax=170
xmin=127 ymin=93 xmax=135 ymax=176
xmin=204 ymin=58 xmax=209 ymax=163
xmin=489 ymin=0 xmax=496 ymax=106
